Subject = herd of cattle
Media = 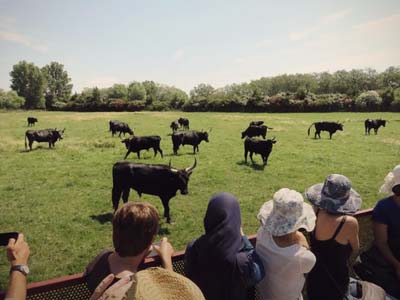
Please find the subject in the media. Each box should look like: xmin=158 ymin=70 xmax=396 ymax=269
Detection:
xmin=23 ymin=116 xmax=389 ymax=222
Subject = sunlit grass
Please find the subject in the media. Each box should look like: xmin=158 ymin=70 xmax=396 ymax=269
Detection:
xmin=0 ymin=110 xmax=399 ymax=286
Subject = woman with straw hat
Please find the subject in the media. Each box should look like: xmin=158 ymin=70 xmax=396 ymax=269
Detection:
xmin=371 ymin=165 xmax=400 ymax=298
xmin=256 ymin=188 xmax=316 ymax=300
xmin=305 ymin=174 xmax=362 ymax=300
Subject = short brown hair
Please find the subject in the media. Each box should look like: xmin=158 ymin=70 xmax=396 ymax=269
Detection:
xmin=112 ymin=202 xmax=159 ymax=257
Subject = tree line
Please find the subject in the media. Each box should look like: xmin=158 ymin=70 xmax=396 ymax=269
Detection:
xmin=1 ymin=60 xmax=400 ymax=112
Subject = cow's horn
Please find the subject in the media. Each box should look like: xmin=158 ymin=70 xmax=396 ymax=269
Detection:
xmin=185 ymin=157 xmax=197 ymax=173
xmin=272 ymin=136 xmax=276 ymax=141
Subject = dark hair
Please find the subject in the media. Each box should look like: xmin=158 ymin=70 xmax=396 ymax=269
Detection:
xmin=112 ymin=202 xmax=159 ymax=257
xmin=392 ymin=184 xmax=400 ymax=196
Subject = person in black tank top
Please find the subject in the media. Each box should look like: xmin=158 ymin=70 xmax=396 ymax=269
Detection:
xmin=305 ymin=174 xmax=362 ymax=300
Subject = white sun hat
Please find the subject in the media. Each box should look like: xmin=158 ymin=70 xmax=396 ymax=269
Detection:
xmin=379 ymin=165 xmax=400 ymax=194
xmin=257 ymin=188 xmax=316 ymax=237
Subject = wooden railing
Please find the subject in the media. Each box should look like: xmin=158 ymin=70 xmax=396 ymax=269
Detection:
xmin=0 ymin=209 xmax=374 ymax=300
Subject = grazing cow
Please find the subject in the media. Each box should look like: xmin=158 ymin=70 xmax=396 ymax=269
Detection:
xmin=249 ymin=120 xmax=264 ymax=126
xmin=178 ymin=117 xmax=190 ymax=130
xmin=109 ymin=120 xmax=133 ymax=137
xmin=112 ymin=158 xmax=197 ymax=223
xmin=170 ymin=121 xmax=179 ymax=132
xmin=172 ymin=130 xmax=209 ymax=155
xmin=241 ymin=125 xmax=272 ymax=139
xmin=307 ymin=122 xmax=343 ymax=139
xmin=365 ymin=119 xmax=386 ymax=135
xmin=244 ymin=137 xmax=277 ymax=165
xmin=121 ymin=136 xmax=163 ymax=159
xmin=25 ymin=128 xmax=65 ymax=150
xmin=27 ymin=117 xmax=38 ymax=127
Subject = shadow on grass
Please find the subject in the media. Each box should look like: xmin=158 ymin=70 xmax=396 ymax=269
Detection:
xmin=18 ymin=146 xmax=54 ymax=153
xmin=158 ymin=227 xmax=171 ymax=235
xmin=236 ymin=160 xmax=266 ymax=171
xmin=90 ymin=213 xmax=113 ymax=224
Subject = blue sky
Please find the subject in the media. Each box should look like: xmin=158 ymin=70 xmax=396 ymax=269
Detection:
xmin=0 ymin=0 xmax=399 ymax=92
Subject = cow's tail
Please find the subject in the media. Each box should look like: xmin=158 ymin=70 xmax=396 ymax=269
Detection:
xmin=24 ymin=132 xmax=27 ymax=149
xmin=307 ymin=123 xmax=315 ymax=136
xmin=267 ymin=126 xmax=273 ymax=130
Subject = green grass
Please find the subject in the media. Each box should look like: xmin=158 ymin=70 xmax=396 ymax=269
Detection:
xmin=0 ymin=110 xmax=399 ymax=287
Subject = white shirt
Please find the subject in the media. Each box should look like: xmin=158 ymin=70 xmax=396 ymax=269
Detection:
xmin=255 ymin=227 xmax=316 ymax=300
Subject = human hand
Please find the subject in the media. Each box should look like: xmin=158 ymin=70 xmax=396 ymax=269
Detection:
xmin=240 ymin=226 xmax=245 ymax=236
xmin=89 ymin=274 xmax=133 ymax=300
xmin=7 ymin=233 xmax=30 ymax=266
xmin=153 ymin=237 xmax=174 ymax=270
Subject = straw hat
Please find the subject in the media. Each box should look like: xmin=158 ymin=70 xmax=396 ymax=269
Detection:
xmin=257 ymin=188 xmax=316 ymax=236
xmin=124 ymin=267 xmax=204 ymax=300
xmin=306 ymin=174 xmax=362 ymax=215
xmin=379 ymin=165 xmax=400 ymax=195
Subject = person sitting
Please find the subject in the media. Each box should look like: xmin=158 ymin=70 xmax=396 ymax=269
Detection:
xmin=84 ymin=202 xmax=174 ymax=292
xmin=5 ymin=233 xmax=30 ymax=300
xmin=305 ymin=174 xmax=362 ymax=300
xmin=372 ymin=164 xmax=400 ymax=298
xmin=184 ymin=192 xmax=265 ymax=300
xmin=256 ymin=188 xmax=316 ymax=300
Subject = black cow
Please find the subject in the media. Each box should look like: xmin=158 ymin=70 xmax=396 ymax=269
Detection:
xmin=365 ymin=119 xmax=386 ymax=135
xmin=172 ymin=130 xmax=209 ymax=155
xmin=244 ymin=137 xmax=276 ymax=165
xmin=307 ymin=122 xmax=343 ymax=139
xmin=25 ymin=128 xmax=65 ymax=150
xmin=249 ymin=121 xmax=264 ymax=126
xmin=178 ymin=118 xmax=190 ymax=130
xmin=241 ymin=125 xmax=272 ymax=139
xmin=27 ymin=117 xmax=38 ymax=127
xmin=170 ymin=121 xmax=179 ymax=132
xmin=121 ymin=136 xmax=163 ymax=159
xmin=109 ymin=120 xmax=134 ymax=137
xmin=112 ymin=158 xmax=197 ymax=223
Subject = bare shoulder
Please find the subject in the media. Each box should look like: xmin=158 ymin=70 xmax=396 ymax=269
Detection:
xmin=344 ymin=216 xmax=359 ymax=231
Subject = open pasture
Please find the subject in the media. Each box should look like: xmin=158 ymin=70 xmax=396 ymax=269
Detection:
xmin=0 ymin=110 xmax=399 ymax=286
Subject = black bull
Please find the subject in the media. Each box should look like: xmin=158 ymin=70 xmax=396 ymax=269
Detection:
xmin=244 ymin=137 xmax=276 ymax=165
xmin=365 ymin=119 xmax=386 ymax=135
xmin=178 ymin=118 xmax=189 ymax=129
xmin=109 ymin=120 xmax=133 ymax=137
xmin=121 ymin=136 xmax=163 ymax=159
xmin=112 ymin=159 xmax=197 ymax=223
xmin=241 ymin=125 xmax=272 ymax=139
xmin=172 ymin=131 xmax=209 ymax=155
xmin=307 ymin=122 xmax=343 ymax=139
xmin=25 ymin=129 xmax=65 ymax=150
xmin=27 ymin=117 xmax=38 ymax=126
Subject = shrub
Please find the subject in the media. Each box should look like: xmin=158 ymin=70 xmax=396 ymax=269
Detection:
xmin=355 ymin=91 xmax=382 ymax=111
xmin=0 ymin=90 xmax=25 ymax=109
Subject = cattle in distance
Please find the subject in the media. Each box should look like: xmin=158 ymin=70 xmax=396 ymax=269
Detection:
xmin=178 ymin=117 xmax=190 ymax=130
xmin=249 ymin=120 xmax=264 ymax=126
xmin=307 ymin=122 xmax=343 ymax=139
xmin=25 ymin=128 xmax=65 ymax=150
xmin=121 ymin=136 xmax=163 ymax=159
xmin=241 ymin=125 xmax=271 ymax=139
xmin=171 ymin=130 xmax=209 ymax=155
xmin=27 ymin=117 xmax=38 ymax=127
xmin=170 ymin=121 xmax=179 ymax=132
xmin=109 ymin=120 xmax=134 ymax=137
xmin=112 ymin=158 xmax=197 ymax=223
xmin=365 ymin=119 xmax=386 ymax=135
xmin=244 ymin=137 xmax=277 ymax=165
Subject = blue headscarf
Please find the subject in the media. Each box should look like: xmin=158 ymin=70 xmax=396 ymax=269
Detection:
xmin=186 ymin=192 xmax=251 ymax=300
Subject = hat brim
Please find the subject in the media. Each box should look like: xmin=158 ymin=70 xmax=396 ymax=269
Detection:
xmin=257 ymin=200 xmax=316 ymax=237
xmin=306 ymin=183 xmax=362 ymax=215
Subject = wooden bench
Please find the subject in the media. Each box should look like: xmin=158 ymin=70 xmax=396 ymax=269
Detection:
xmin=0 ymin=209 xmax=374 ymax=300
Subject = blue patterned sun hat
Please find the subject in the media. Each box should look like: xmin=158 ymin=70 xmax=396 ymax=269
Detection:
xmin=379 ymin=165 xmax=400 ymax=194
xmin=257 ymin=188 xmax=316 ymax=237
xmin=306 ymin=174 xmax=362 ymax=215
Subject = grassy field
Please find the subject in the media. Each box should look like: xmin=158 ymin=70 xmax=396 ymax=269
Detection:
xmin=0 ymin=110 xmax=399 ymax=287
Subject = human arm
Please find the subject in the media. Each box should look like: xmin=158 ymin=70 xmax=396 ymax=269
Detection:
xmin=373 ymin=221 xmax=400 ymax=279
xmin=347 ymin=216 xmax=360 ymax=255
xmin=89 ymin=274 xmax=133 ymax=300
xmin=153 ymin=237 xmax=174 ymax=271
xmin=5 ymin=234 xmax=30 ymax=300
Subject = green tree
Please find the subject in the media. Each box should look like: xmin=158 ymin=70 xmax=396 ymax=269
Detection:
xmin=41 ymin=62 xmax=73 ymax=108
xmin=10 ymin=61 xmax=46 ymax=109
xmin=108 ymin=84 xmax=128 ymax=100
xmin=142 ymin=81 xmax=158 ymax=105
xmin=0 ymin=89 xmax=25 ymax=109
xmin=127 ymin=81 xmax=146 ymax=101
xmin=355 ymin=90 xmax=382 ymax=111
